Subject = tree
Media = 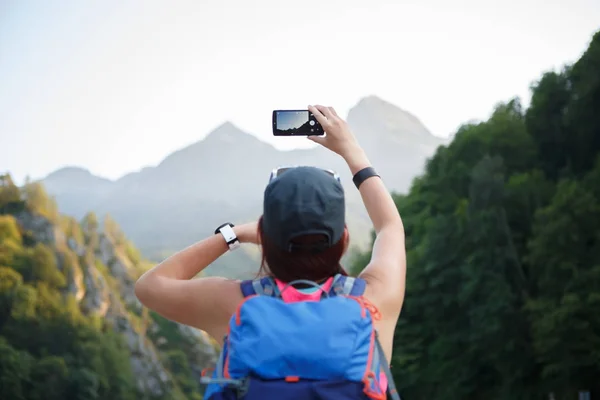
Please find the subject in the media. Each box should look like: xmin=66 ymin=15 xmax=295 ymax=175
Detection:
xmin=21 ymin=181 xmax=59 ymax=222
xmin=0 ymin=337 xmax=33 ymax=400
xmin=0 ymin=267 xmax=24 ymax=329
xmin=0 ymin=174 xmax=23 ymax=214
xmin=81 ymin=212 xmax=99 ymax=248
xmin=61 ymin=216 xmax=85 ymax=248
xmin=563 ymin=31 xmax=600 ymax=176
xmin=462 ymin=155 xmax=537 ymax=399
xmin=103 ymin=214 xmax=126 ymax=245
xmin=525 ymin=71 xmax=572 ymax=180
xmin=526 ymin=180 xmax=600 ymax=396
xmin=0 ymin=215 xmax=22 ymax=246
xmin=28 ymin=356 xmax=69 ymax=400
xmin=16 ymin=244 xmax=66 ymax=289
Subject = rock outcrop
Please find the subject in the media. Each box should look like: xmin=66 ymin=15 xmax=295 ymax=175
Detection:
xmin=11 ymin=207 xmax=218 ymax=398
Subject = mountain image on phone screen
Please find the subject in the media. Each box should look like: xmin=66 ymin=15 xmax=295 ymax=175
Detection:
xmin=272 ymin=110 xmax=325 ymax=136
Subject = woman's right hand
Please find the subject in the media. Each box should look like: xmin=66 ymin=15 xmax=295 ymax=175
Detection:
xmin=308 ymin=104 xmax=371 ymax=174
xmin=307 ymin=105 xmax=362 ymax=159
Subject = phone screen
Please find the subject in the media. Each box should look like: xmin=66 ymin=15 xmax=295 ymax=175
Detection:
xmin=272 ymin=110 xmax=324 ymax=136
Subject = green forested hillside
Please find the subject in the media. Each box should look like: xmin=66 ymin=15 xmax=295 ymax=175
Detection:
xmin=352 ymin=30 xmax=600 ymax=399
xmin=0 ymin=177 xmax=217 ymax=400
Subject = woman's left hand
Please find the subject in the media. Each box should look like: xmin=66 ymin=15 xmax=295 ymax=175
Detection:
xmin=234 ymin=221 xmax=259 ymax=245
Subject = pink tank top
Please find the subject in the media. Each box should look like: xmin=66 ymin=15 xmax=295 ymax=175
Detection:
xmin=274 ymin=277 xmax=389 ymax=393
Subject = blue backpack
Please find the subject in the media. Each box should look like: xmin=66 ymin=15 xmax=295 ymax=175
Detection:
xmin=200 ymin=274 xmax=401 ymax=400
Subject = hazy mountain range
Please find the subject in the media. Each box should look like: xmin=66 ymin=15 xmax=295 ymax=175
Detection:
xmin=40 ymin=95 xmax=447 ymax=278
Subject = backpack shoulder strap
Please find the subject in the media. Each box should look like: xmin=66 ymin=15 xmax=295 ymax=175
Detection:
xmin=241 ymin=273 xmax=366 ymax=298
xmin=240 ymin=276 xmax=280 ymax=298
xmin=329 ymin=273 xmax=367 ymax=296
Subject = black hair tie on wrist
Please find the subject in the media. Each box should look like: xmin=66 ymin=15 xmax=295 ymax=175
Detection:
xmin=352 ymin=167 xmax=380 ymax=189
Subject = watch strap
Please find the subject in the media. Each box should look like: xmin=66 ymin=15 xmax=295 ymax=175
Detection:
xmin=352 ymin=166 xmax=380 ymax=189
xmin=215 ymin=222 xmax=240 ymax=250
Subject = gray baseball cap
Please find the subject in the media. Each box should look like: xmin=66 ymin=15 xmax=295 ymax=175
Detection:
xmin=262 ymin=166 xmax=346 ymax=252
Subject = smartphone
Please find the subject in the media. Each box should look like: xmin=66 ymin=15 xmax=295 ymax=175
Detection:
xmin=272 ymin=110 xmax=325 ymax=136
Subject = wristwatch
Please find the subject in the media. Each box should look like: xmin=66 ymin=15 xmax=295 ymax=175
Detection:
xmin=215 ymin=222 xmax=241 ymax=251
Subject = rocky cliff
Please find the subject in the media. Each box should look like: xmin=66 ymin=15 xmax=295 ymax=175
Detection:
xmin=0 ymin=174 xmax=217 ymax=400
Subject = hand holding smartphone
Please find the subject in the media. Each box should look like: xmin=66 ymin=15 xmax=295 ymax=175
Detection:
xmin=272 ymin=110 xmax=325 ymax=136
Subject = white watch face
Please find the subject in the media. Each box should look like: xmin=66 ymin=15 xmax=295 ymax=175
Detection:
xmin=219 ymin=225 xmax=237 ymax=243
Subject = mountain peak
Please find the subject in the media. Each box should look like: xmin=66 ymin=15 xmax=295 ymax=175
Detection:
xmin=198 ymin=120 xmax=276 ymax=151
xmin=45 ymin=166 xmax=93 ymax=179
xmin=348 ymin=95 xmax=434 ymax=138
xmin=155 ymin=120 xmax=276 ymax=173
xmin=355 ymin=94 xmax=395 ymax=108
xmin=203 ymin=121 xmax=249 ymax=143
xmin=44 ymin=166 xmax=113 ymax=184
xmin=214 ymin=120 xmax=239 ymax=132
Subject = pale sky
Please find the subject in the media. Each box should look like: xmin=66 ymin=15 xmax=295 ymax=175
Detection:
xmin=1 ymin=0 xmax=599 ymax=184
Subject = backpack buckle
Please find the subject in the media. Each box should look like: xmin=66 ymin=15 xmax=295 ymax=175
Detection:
xmin=236 ymin=377 xmax=250 ymax=398
xmin=333 ymin=283 xmax=344 ymax=295
xmin=199 ymin=376 xmax=249 ymax=397
xmin=264 ymin=284 xmax=274 ymax=296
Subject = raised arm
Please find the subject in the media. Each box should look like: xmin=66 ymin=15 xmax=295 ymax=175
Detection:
xmin=343 ymin=147 xmax=406 ymax=300
xmin=134 ymin=222 xmax=258 ymax=342
xmin=308 ymin=105 xmax=407 ymax=313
